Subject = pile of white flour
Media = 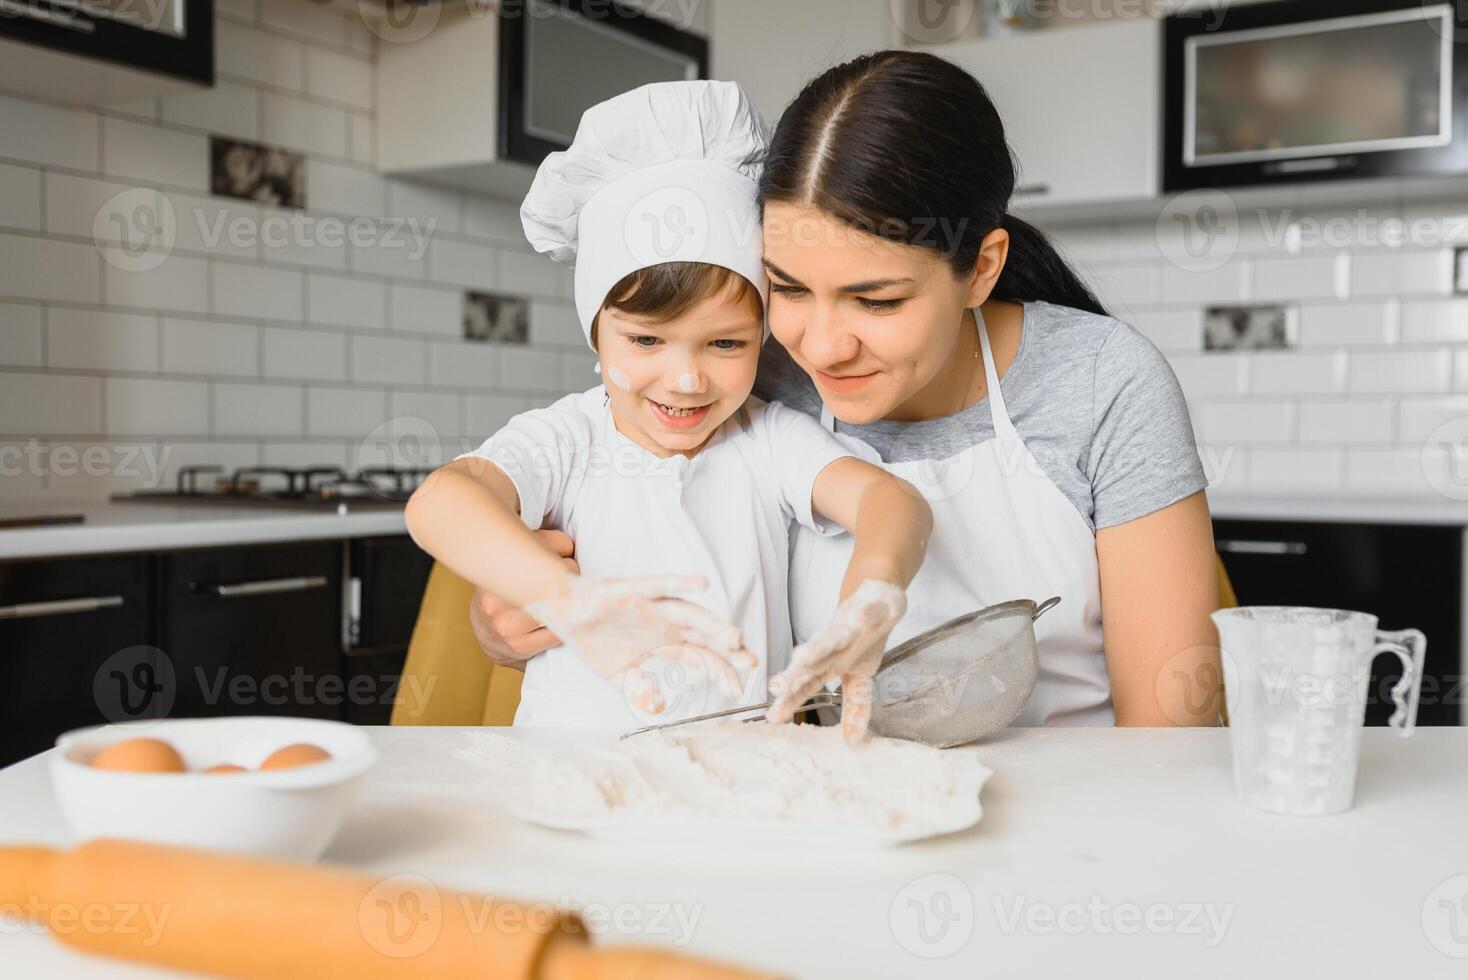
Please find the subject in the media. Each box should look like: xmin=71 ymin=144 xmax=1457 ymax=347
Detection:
xmin=455 ymin=722 xmax=990 ymax=839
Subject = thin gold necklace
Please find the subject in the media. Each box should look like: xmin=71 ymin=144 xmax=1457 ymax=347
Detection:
xmin=959 ymin=317 xmax=981 ymax=416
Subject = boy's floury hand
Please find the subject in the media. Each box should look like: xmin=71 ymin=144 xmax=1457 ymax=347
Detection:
xmin=767 ymin=579 xmax=907 ymax=742
xmin=525 ymin=575 xmax=757 ymax=714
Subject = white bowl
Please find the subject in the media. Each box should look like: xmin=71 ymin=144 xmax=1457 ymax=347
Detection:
xmin=51 ymin=716 xmax=378 ymax=862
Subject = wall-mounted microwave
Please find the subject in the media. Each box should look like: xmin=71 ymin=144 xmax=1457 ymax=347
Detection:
xmin=497 ymin=0 xmax=709 ymax=167
xmin=0 ymin=0 xmax=212 ymax=103
xmin=1163 ymin=0 xmax=1468 ymax=192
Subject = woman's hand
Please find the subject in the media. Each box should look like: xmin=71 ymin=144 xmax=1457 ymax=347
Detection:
xmin=525 ymin=575 xmax=758 ymax=715
xmin=767 ymin=579 xmax=907 ymax=741
xmin=467 ymin=530 xmax=578 ymax=670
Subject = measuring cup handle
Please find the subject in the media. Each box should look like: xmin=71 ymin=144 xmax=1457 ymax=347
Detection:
xmin=1373 ymin=628 xmax=1426 ymax=736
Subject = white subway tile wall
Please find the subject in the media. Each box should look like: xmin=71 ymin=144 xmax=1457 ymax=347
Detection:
xmin=1048 ymin=197 xmax=1468 ymax=499
xmin=3 ymin=6 xmax=1464 ymax=503
xmin=0 ymin=3 xmax=578 ymax=498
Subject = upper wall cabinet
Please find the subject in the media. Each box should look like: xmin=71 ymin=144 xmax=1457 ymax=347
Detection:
xmin=935 ymin=18 xmax=1161 ymax=213
xmin=376 ymin=0 xmax=708 ymax=198
xmin=0 ymin=0 xmax=213 ymax=104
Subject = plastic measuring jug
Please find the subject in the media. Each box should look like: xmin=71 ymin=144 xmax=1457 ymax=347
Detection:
xmin=1210 ymin=606 xmax=1424 ymax=816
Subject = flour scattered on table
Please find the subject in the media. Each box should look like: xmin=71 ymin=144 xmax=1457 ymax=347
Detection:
xmin=456 ymin=723 xmax=991 ymax=845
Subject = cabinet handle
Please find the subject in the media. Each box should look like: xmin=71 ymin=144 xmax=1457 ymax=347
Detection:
xmin=197 ymin=576 xmax=329 ymax=598
xmin=0 ymin=595 xmax=124 ymax=620
xmin=1014 ymin=183 xmax=1050 ymax=197
xmin=1216 ymin=539 xmax=1309 ymax=556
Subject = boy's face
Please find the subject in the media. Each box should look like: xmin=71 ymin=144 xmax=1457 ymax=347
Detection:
xmin=596 ymin=280 xmax=764 ymax=457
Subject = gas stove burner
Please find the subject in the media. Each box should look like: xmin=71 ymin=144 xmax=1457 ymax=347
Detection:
xmin=118 ymin=464 xmax=433 ymax=509
xmin=319 ymin=468 xmax=436 ymax=500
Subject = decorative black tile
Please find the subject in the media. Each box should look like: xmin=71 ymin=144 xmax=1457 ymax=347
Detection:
xmin=464 ymin=291 xmax=530 ymax=344
xmin=1203 ymin=304 xmax=1296 ymax=351
xmin=210 ymin=137 xmax=306 ymax=209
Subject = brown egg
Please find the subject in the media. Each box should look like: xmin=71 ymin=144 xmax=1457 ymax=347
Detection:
xmin=91 ymin=737 xmax=187 ymax=773
xmin=258 ymin=743 xmax=332 ymax=771
xmin=203 ymin=763 xmax=247 ymax=775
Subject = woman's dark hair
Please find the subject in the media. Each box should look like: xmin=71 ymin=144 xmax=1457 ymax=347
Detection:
xmin=590 ymin=262 xmax=759 ymax=346
xmin=759 ymin=50 xmax=1107 ymax=317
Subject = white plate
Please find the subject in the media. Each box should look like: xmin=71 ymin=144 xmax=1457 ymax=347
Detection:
xmin=507 ymin=787 xmax=990 ymax=847
xmin=494 ymin=723 xmax=993 ymax=848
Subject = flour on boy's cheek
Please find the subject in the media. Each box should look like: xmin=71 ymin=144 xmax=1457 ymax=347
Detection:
xmin=606 ymin=364 xmax=632 ymax=391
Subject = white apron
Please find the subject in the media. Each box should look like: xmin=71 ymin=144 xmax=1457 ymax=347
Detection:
xmin=790 ymin=306 xmax=1113 ymax=726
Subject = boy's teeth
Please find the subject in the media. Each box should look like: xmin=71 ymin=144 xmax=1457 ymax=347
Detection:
xmin=656 ymin=401 xmax=700 ymax=417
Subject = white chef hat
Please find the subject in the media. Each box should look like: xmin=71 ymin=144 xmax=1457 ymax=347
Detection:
xmin=520 ymin=80 xmax=769 ymax=352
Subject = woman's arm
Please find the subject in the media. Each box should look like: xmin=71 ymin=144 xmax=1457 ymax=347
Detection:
xmin=809 ymin=458 xmax=933 ymax=597
xmin=405 ymin=458 xmax=575 ymax=608
xmin=468 ymin=531 xmax=577 ymax=671
xmin=1097 ymin=490 xmax=1222 ymax=726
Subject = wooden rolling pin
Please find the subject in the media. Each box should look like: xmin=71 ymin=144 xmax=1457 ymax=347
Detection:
xmin=1 ymin=840 xmax=776 ymax=980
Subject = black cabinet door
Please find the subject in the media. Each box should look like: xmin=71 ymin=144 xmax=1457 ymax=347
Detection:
xmin=0 ymin=555 xmax=157 ymax=767
xmin=344 ymin=536 xmax=434 ymax=725
xmin=161 ymin=542 xmax=344 ymax=720
xmin=349 ymin=536 xmax=434 ymax=650
xmin=1214 ymin=520 xmax=1461 ymax=726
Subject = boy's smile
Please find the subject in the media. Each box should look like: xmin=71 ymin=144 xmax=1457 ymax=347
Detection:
xmin=648 ymin=400 xmax=713 ymax=429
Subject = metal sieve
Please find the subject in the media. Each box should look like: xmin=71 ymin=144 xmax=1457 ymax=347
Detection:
xmin=621 ymin=596 xmax=1061 ymax=748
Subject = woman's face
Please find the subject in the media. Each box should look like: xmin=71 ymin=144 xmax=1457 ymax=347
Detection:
xmin=761 ymin=203 xmax=990 ymax=425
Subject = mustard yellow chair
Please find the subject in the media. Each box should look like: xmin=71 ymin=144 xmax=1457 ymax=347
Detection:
xmin=1216 ymin=553 xmax=1237 ymax=610
xmin=390 ymin=563 xmax=523 ymax=726
xmin=392 ymin=557 xmax=1240 ymax=727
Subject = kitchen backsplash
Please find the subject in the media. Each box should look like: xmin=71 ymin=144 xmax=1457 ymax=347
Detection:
xmin=1 ymin=1 xmax=1466 ymax=503
xmin=0 ymin=0 xmax=592 ymax=501
xmin=1045 ymin=199 xmax=1468 ymax=501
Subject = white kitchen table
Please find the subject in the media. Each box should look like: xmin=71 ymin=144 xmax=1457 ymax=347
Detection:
xmin=2 ymin=726 xmax=1465 ymax=979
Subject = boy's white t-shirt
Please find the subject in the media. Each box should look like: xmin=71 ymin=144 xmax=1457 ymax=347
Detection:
xmin=457 ymin=387 xmax=853 ymax=728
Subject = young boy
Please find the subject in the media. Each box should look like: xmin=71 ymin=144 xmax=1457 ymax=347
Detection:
xmin=405 ymin=81 xmax=931 ymax=740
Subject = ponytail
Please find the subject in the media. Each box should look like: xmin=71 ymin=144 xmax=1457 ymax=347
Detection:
xmin=996 ymin=213 xmax=1107 ymax=317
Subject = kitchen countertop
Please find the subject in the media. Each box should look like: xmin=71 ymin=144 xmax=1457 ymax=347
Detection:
xmin=0 ymin=499 xmax=407 ymax=559
xmin=1 ymin=726 xmax=1464 ymax=978
xmin=1207 ymin=492 xmax=1468 ymax=526
xmin=2 ymin=492 xmax=1466 ymax=563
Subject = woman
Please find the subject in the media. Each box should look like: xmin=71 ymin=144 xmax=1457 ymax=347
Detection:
xmin=471 ymin=51 xmax=1220 ymax=727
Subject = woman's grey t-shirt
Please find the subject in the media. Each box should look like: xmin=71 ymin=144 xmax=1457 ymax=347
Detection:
xmin=752 ymin=300 xmax=1208 ymax=531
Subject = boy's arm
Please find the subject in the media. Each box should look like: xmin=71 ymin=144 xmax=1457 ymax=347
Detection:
xmin=406 ymin=454 xmax=758 ymax=705
xmin=808 ymin=457 xmax=933 ymax=601
xmin=404 ymin=456 xmax=574 ymax=608
xmin=770 ymin=459 xmax=931 ymax=740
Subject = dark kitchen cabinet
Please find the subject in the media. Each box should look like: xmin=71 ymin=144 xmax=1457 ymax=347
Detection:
xmin=1214 ymin=519 xmax=1461 ymax=727
xmin=1 ymin=533 xmax=434 ymax=766
xmin=0 ymin=555 xmax=157 ymax=767
xmin=160 ymin=542 xmax=345 ymax=721
xmin=343 ymin=536 xmax=434 ymax=725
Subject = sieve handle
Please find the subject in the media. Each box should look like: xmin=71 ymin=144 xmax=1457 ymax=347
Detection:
xmin=1033 ymin=596 xmax=1061 ymax=621
xmin=619 ymin=692 xmax=842 ymax=741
